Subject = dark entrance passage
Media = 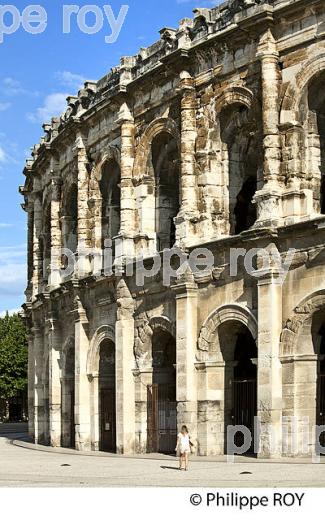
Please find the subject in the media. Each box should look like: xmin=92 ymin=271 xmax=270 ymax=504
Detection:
xmin=232 ymin=331 xmax=258 ymax=454
xmin=317 ymin=324 xmax=325 ymax=449
xmin=99 ymin=339 xmax=116 ymax=453
xmin=147 ymin=328 xmax=177 ymax=454
xmin=100 ymin=389 xmax=116 ymax=452
xmin=61 ymin=343 xmax=75 ymax=449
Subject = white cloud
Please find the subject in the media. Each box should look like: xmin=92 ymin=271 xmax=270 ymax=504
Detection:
xmin=55 ymin=71 xmax=86 ymax=90
xmin=0 ymin=146 xmax=6 ymax=163
xmin=176 ymin=0 xmax=217 ymax=4
xmin=0 ymin=139 xmax=19 ymax=169
xmin=0 ymin=244 xmax=26 ymax=262
xmin=1 ymin=77 xmax=27 ymax=96
xmin=0 ymin=77 xmax=39 ymax=98
xmin=0 ymin=245 xmax=26 ymax=304
xmin=27 ymin=92 xmax=68 ymax=123
xmin=0 ymin=308 xmax=22 ymax=318
xmin=0 ymin=223 xmax=13 ymax=228
xmin=0 ymin=102 xmax=11 ymax=111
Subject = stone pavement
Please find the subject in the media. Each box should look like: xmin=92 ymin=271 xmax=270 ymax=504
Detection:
xmin=1 ymin=424 xmax=325 ymax=487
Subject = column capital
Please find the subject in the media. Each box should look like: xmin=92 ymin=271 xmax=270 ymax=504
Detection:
xmin=171 ymin=266 xmax=198 ymax=297
xmin=116 ymin=101 xmax=134 ymax=125
xmin=257 ymin=28 xmax=279 ymax=59
xmin=116 ymin=277 xmax=135 ymax=321
xmin=72 ymin=294 xmax=89 ymax=324
xmin=179 ymin=70 xmax=195 ymax=92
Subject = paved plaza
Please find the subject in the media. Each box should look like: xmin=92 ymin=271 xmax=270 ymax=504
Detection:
xmin=0 ymin=425 xmax=325 ymax=487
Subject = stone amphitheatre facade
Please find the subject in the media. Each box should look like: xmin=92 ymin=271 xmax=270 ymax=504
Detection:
xmin=21 ymin=0 xmax=325 ymax=458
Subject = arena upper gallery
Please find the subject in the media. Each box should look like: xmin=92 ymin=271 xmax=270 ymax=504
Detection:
xmin=20 ymin=0 xmax=325 ymax=458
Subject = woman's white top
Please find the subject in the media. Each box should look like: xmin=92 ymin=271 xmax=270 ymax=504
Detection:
xmin=178 ymin=433 xmax=190 ymax=452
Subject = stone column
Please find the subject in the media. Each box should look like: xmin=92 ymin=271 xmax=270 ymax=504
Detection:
xmin=26 ymin=201 xmax=34 ymax=301
xmin=48 ymin=172 xmax=62 ymax=288
xmin=47 ymin=312 xmax=62 ymax=447
xmin=172 ymin=269 xmax=198 ymax=445
xmin=176 ymin=70 xmax=199 ymax=247
xmin=115 ymin=102 xmax=136 ymax=263
xmin=255 ymin=29 xmax=282 ymax=227
xmin=76 ymin=131 xmax=91 ymax=276
xmin=33 ymin=324 xmax=45 ymax=444
xmin=73 ymin=294 xmax=91 ymax=450
xmin=257 ymin=244 xmax=283 ymax=458
xmin=32 ymin=193 xmax=43 ymax=298
xmin=115 ymin=278 xmax=136 ymax=454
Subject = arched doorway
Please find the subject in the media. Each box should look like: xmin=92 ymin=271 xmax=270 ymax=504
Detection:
xmin=219 ymin=321 xmax=258 ymax=455
xmin=98 ymin=338 xmax=116 ymax=453
xmin=147 ymin=328 xmax=177 ymax=453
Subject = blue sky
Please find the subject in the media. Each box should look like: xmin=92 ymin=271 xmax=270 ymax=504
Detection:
xmin=0 ymin=0 xmax=219 ymax=315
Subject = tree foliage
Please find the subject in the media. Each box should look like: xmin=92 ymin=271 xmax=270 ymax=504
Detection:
xmin=0 ymin=313 xmax=28 ymax=400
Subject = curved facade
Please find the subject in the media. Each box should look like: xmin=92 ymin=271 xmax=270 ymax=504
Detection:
xmin=21 ymin=0 xmax=325 ymax=457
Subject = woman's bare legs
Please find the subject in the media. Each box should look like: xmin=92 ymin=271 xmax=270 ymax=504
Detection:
xmin=179 ymin=453 xmax=185 ymax=470
xmin=185 ymin=453 xmax=189 ymax=471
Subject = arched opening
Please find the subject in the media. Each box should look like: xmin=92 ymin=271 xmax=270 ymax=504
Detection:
xmin=151 ymin=132 xmax=180 ymax=250
xmin=234 ymin=177 xmax=257 ymax=234
xmin=307 ymin=71 xmax=325 ymax=214
xmin=61 ymin=344 xmax=75 ymax=448
xmin=100 ymin=160 xmax=121 ymax=256
xmin=62 ymin=184 xmax=78 ymax=255
xmin=220 ymin=104 xmax=261 ymax=235
xmin=147 ymin=328 xmax=177 ymax=453
xmin=218 ymin=321 xmax=258 ymax=455
xmin=98 ymin=338 xmax=116 ymax=453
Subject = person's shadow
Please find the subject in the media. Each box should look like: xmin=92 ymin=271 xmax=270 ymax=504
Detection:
xmin=160 ymin=466 xmax=180 ymax=471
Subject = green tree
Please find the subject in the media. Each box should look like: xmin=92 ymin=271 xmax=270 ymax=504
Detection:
xmin=0 ymin=313 xmax=28 ymax=404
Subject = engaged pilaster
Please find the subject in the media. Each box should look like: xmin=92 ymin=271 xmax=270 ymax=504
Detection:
xmin=115 ymin=278 xmax=136 ymax=454
xmin=172 ymin=268 xmax=198 ymax=446
xmin=73 ymin=293 xmax=91 ymax=451
xmin=46 ymin=311 xmax=62 ymax=447
xmin=32 ymin=323 xmax=45 ymax=444
xmin=256 ymin=244 xmax=283 ymax=458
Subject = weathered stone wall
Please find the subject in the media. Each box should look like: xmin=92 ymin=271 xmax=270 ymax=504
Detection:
xmin=21 ymin=0 xmax=325 ymax=457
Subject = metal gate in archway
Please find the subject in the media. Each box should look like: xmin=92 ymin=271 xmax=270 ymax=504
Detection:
xmin=317 ymin=374 xmax=325 ymax=448
xmin=232 ymin=378 xmax=257 ymax=453
xmin=147 ymin=384 xmax=177 ymax=454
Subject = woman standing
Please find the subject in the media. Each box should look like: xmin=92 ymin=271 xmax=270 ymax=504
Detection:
xmin=175 ymin=425 xmax=192 ymax=471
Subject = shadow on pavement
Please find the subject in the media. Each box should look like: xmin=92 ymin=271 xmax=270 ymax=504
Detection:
xmin=0 ymin=422 xmax=29 ymax=441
